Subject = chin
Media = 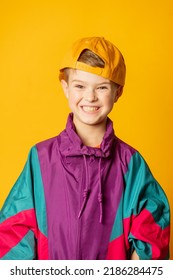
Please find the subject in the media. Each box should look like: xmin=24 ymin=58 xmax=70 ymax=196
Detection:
xmin=82 ymin=117 xmax=106 ymax=126
xmin=74 ymin=112 xmax=107 ymax=126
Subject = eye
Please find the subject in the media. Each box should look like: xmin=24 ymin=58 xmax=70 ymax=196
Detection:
xmin=98 ymin=86 xmax=108 ymax=90
xmin=74 ymin=84 xmax=84 ymax=89
xmin=97 ymin=86 xmax=109 ymax=91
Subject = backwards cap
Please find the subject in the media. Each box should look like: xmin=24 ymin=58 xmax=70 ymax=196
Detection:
xmin=59 ymin=37 xmax=126 ymax=86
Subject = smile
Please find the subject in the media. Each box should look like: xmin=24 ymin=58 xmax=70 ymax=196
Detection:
xmin=82 ymin=106 xmax=100 ymax=112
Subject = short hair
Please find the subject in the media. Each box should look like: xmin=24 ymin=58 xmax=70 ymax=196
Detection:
xmin=78 ymin=49 xmax=105 ymax=68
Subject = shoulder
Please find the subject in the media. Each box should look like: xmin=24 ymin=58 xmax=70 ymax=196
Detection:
xmin=29 ymin=132 xmax=62 ymax=163
xmin=114 ymin=136 xmax=138 ymax=164
xmin=115 ymin=136 xmax=137 ymax=153
xmin=113 ymin=137 xmax=151 ymax=176
xmin=35 ymin=135 xmax=58 ymax=152
xmin=30 ymin=129 xmax=69 ymax=163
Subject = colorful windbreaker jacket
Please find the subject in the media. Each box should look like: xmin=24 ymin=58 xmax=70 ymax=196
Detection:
xmin=0 ymin=114 xmax=170 ymax=260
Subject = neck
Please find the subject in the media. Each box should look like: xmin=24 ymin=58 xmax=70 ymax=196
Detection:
xmin=73 ymin=118 xmax=107 ymax=147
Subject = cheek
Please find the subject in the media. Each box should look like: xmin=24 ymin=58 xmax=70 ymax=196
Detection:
xmin=68 ymin=93 xmax=80 ymax=106
xmin=102 ymin=95 xmax=115 ymax=107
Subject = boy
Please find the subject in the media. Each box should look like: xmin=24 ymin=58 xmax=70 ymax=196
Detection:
xmin=0 ymin=37 xmax=170 ymax=260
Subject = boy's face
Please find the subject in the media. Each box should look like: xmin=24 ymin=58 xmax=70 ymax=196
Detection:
xmin=61 ymin=69 xmax=122 ymax=129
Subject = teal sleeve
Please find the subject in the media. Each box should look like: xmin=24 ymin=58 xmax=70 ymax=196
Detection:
xmin=124 ymin=152 xmax=170 ymax=260
xmin=0 ymin=146 xmax=46 ymax=260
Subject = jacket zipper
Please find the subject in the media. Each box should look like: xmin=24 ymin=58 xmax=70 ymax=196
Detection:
xmin=76 ymin=206 xmax=82 ymax=258
xmin=76 ymin=215 xmax=82 ymax=259
xmin=76 ymin=162 xmax=86 ymax=259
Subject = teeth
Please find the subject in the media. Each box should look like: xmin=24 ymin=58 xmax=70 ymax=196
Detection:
xmin=83 ymin=106 xmax=99 ymax=112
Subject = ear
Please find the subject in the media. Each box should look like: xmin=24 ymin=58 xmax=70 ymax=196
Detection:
xmin=114 ymin=86 xmax=123 ymax=103
xmin=60 ymin=79 xmax=69 ymax=98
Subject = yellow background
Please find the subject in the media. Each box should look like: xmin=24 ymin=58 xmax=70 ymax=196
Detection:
xmin=0 ymin=0 xmax=172 ymax=259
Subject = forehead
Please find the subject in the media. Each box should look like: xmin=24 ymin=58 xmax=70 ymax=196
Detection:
xmin=67 ymin=69 xmax=112 ymax=84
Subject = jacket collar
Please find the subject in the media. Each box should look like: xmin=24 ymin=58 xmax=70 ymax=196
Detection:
xmin=60 ymin=113 xmax=115 ymax=158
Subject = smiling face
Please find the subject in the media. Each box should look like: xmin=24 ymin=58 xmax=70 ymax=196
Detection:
xmin=61 ymin=69 xmax=122 ymax=131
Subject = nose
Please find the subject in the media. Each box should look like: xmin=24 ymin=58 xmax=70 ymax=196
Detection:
xmin=84 ymin=88 xmax=97 ymax=102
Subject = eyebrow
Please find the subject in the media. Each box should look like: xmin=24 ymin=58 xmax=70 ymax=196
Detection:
xmin=71 ymin=80 xmax=85 ymax=83
xmin=71 ymin=80 xmax=111 ymax=85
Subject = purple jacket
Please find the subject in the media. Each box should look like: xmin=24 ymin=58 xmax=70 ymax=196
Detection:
xmin=0 ymin=113 xmax=170 ymax=259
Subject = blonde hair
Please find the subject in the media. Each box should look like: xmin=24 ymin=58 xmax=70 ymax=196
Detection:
xmin=78 ymin=49 xmax=105 ymax=68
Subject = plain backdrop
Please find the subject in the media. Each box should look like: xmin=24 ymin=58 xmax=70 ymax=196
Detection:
xmin=0 ymin=0 xmax=172 ymax=259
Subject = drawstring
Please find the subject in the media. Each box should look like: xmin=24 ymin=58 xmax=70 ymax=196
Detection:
xmin=78 ymin=155 xmax=90 ymax=219
xmin=98 ymin=158 xmax=103 ymax=223
xmin=78 ymin=188 xmax=90 ymax=219
xmin=78 ymin=155 xmax=103 ymax=223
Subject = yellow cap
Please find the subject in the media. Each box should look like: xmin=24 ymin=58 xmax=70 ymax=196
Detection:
xmin=59 ymin=37 xmax=126 ymax=86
